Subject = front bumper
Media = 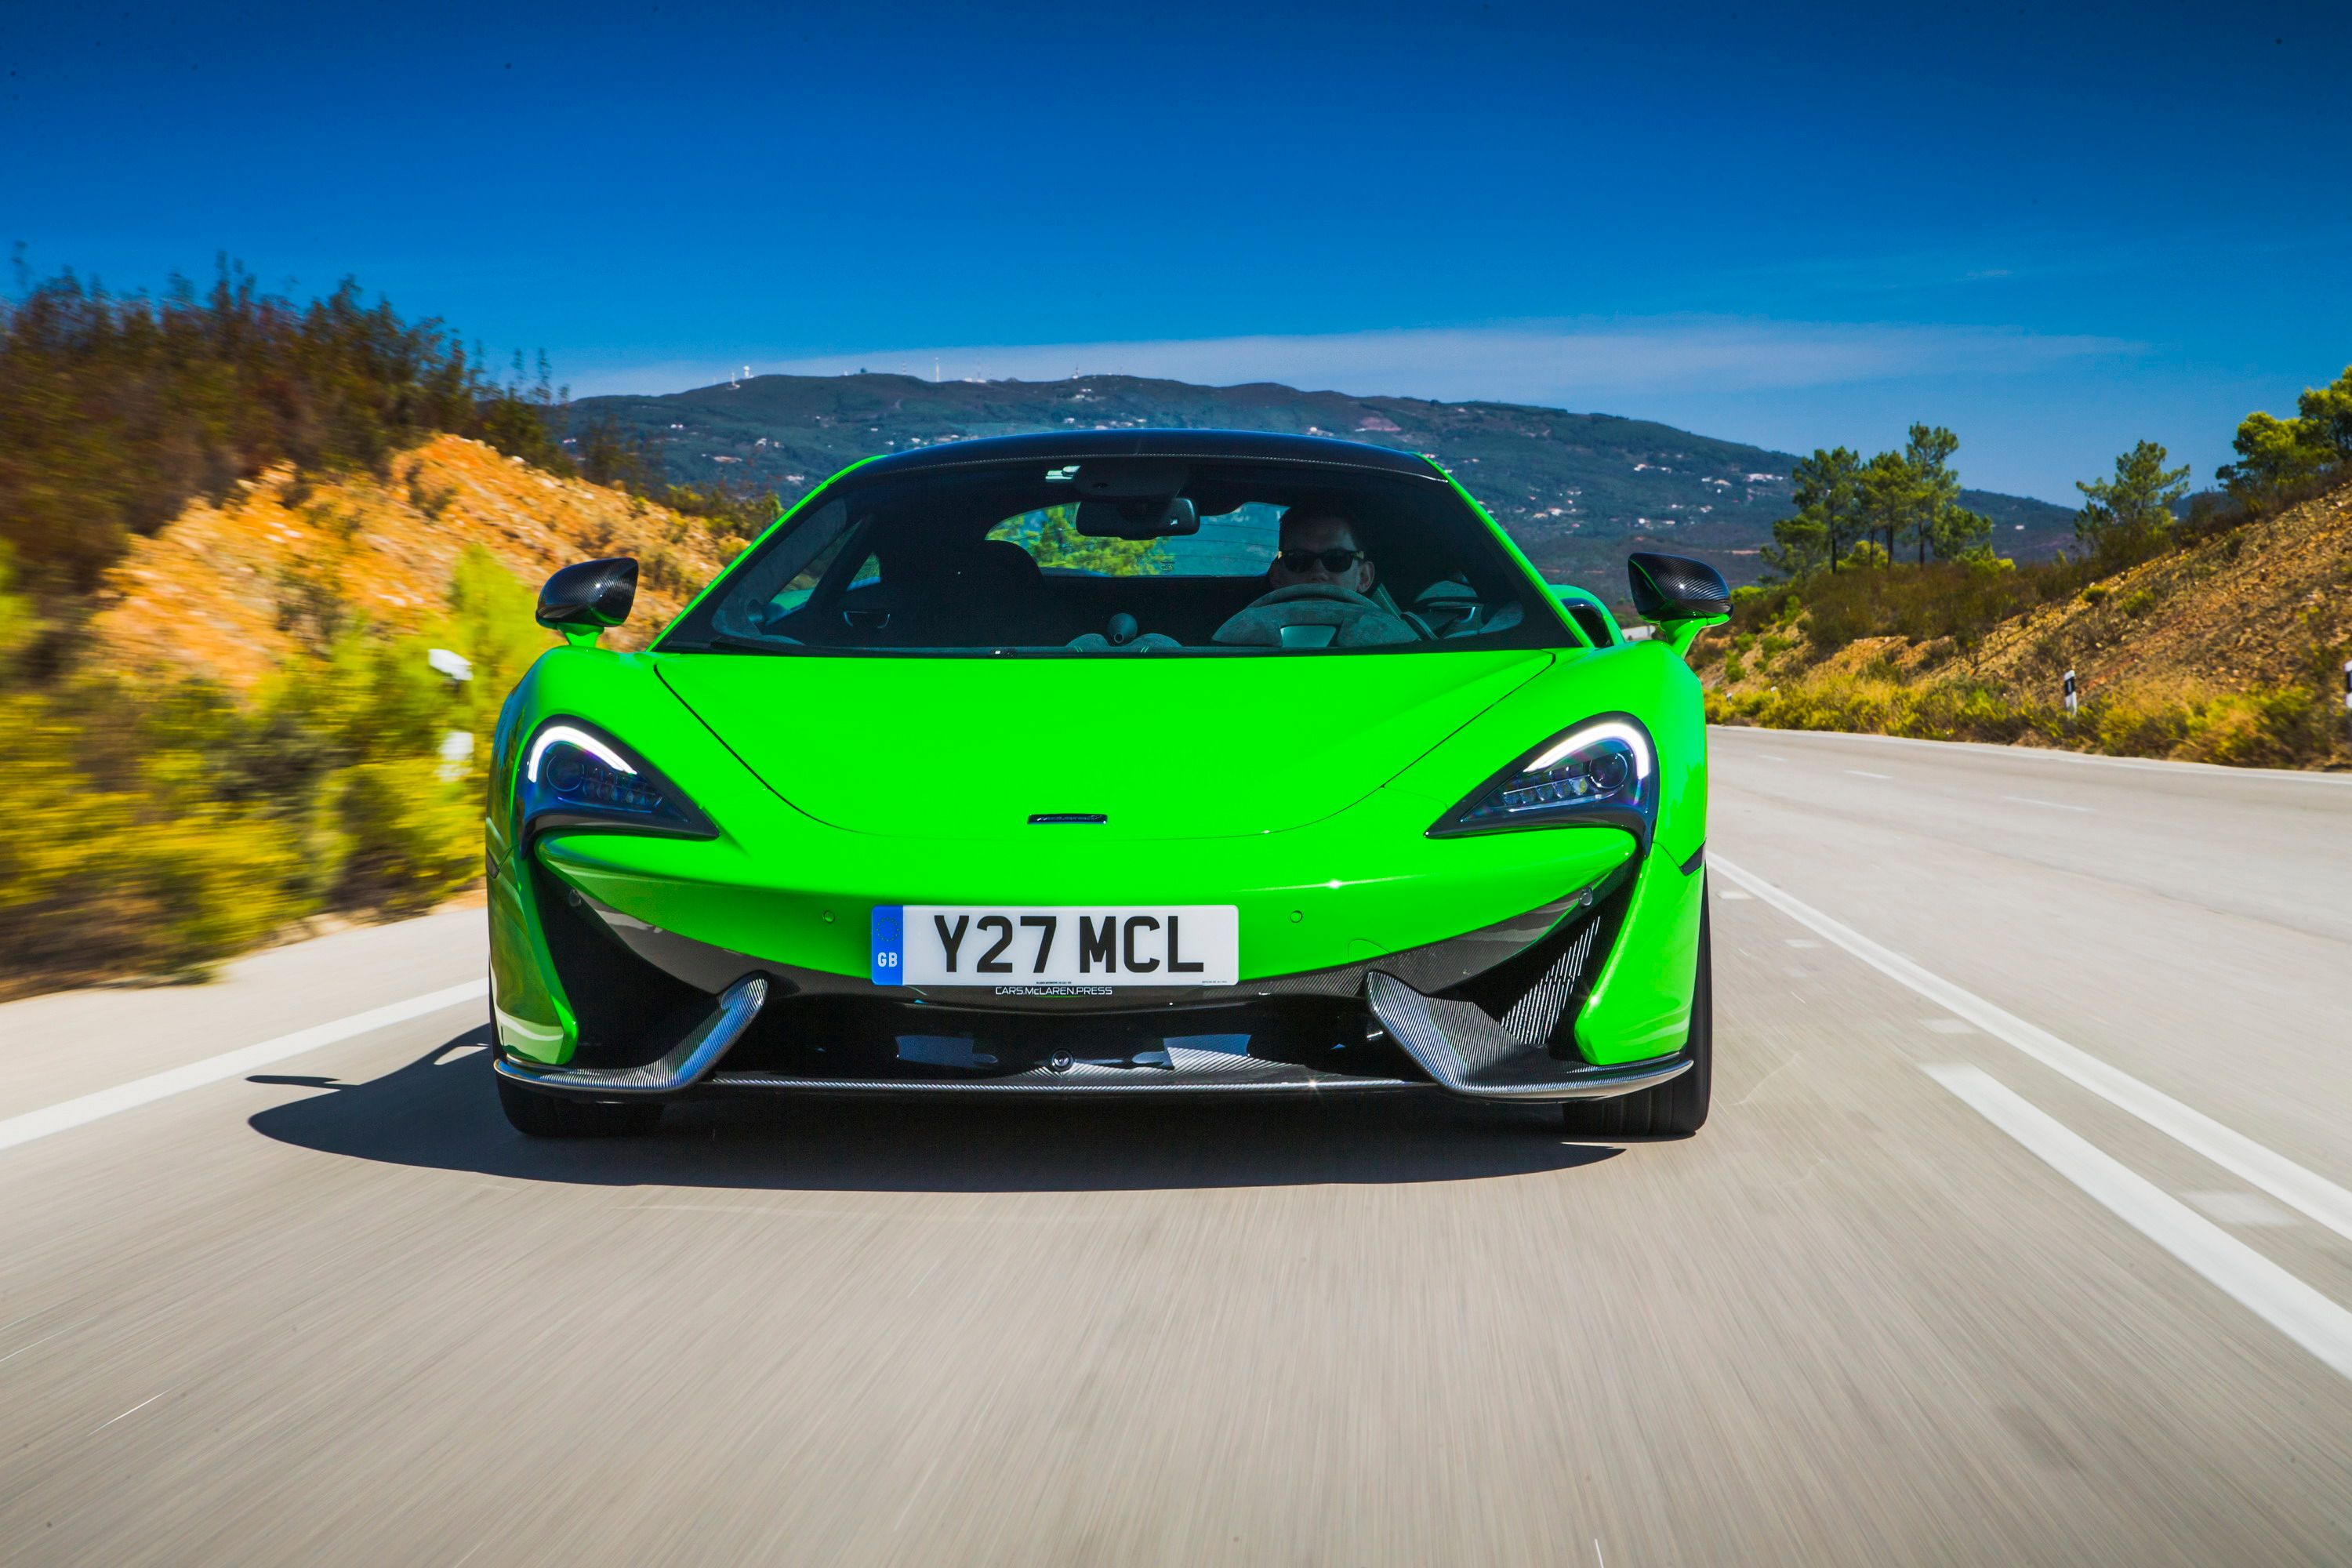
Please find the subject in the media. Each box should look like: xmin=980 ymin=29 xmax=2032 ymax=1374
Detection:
xmin=493 ymin=967 xmax=1692 ymax=1103
xmin=492 ymin=840 xmax=1701 ymax=1103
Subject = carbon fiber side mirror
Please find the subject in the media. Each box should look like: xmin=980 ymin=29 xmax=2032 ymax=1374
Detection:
xmin=1625 ymin=553 xmax=1730 ymax=622
xmin=538 ymin=557 xmax=638 ymax=636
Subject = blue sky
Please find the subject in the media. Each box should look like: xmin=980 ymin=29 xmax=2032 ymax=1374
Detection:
xmin=5 ymin=0 xmax=2347 ymax=502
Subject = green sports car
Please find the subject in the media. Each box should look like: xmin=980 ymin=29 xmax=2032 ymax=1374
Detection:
xmin=485 ymin=430 xmax=1729 ymax=1138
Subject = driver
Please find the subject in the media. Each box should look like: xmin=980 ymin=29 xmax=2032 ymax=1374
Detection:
xmin=1208 ymin=503 xmax=1418 ymax=647
xmin=1269 ymin=507 xmax=1376 ymax=596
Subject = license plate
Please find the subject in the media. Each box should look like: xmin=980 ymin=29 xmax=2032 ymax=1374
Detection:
xmin=871 ymin=906 xmax=1238 ymax=987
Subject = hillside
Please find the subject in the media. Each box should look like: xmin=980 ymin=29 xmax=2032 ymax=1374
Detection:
xmin=1961 ymin=485 xmax=2351 ymax=699
xmin=91 ymin=434 xmax=736 ymax=688
xmin=565 ymin=373 xmax=2073 ymax=591
xmin=1702 ymin=478 xmax=2352 ymax=768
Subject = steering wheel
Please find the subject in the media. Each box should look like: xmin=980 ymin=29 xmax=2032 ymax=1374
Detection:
xmin=1251 ymin=583 xmax=1385 ymax=611
xmin=1213 ymin=582 xmax=1421 ymax=647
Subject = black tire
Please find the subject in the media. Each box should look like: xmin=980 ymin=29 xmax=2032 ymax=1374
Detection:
xmin=495 ymin=1072 xmax=665 ymax=1138
xmin=1562 ymin=884 xmax=1711 ymax=1138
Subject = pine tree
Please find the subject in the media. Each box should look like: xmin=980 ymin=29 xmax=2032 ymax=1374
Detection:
xmin=2076 ymin=440 xmax=2190 ymax=564
xmin=1763 ymin=445 xmax=1864 ymax=579
xmin=2218 ymin=366 xmax=2352 ymax=502
xmin=1900 ymin=425 xmax=1962 ymax=564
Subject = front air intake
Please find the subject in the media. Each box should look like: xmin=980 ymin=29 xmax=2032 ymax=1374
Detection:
xmin=1440 ymin=878 xmax=1631 ymax=1057
xmin=1496 ymin=924 xmax=1599 ymax=1047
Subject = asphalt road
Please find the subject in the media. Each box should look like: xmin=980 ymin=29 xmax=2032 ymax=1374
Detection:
xmin=4 ymin=728 xmax=2350 ymax=1566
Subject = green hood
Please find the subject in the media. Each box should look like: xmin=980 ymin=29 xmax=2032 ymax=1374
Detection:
xmin=655 ymin=649 xmax=1552 ymax=841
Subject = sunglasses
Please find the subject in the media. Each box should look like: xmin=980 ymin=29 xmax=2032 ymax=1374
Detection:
xmin=1275 ymin=548 xmax=1367 ymax=573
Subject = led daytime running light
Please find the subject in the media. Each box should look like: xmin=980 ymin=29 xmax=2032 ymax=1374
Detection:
xmin=1427 ymin=712 xmax=1659 ymax=843
xmin=1524 ymin=720 xmax=1651 ymax=779
xmin=526 ymin=724 xmax=635 ymax=785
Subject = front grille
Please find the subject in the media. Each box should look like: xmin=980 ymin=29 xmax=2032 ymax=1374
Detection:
xmin=713 ymin=993 xmax=1425 ymax=1089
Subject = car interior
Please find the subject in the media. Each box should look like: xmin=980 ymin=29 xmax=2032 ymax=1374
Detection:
xmin=680 ymin=459 xmax=1563 ymax=655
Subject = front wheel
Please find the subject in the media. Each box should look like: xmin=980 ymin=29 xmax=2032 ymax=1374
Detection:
xmin=1561 ymin=885 xmax=1711 ymax=1138
xmin=495 ymin=1073 xmax=665 ymax=1138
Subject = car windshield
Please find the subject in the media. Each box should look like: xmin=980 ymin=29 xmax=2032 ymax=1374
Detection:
xmin=660 ymin=456 xmax=1563 ymax=656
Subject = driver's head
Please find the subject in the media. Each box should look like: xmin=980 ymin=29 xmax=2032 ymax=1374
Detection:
xmin=1272 ymin=506 xmax=1375 ymax=595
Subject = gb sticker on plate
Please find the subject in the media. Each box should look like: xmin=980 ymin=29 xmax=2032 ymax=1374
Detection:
xmin=870 ymin=904 xmax=906 ymax=985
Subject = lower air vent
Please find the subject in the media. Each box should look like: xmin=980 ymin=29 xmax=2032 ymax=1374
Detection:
xmin=1497 ymin=924 xmax=1597 ymax=1047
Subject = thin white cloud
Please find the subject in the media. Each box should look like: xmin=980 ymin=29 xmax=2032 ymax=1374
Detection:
xmin=568 ymin=317 xmax=2137 ymax=407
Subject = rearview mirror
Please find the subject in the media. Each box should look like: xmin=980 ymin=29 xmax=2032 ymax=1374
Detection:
xmin=539 ymin=557 xmax=638 ymax=645
xmin=1075 ymin=496 xmax=1200 ymax=539
xmin=1624 ymin=552 xmax=1729 ymax=656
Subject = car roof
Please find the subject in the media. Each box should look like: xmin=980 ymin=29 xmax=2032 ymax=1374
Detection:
xmin=852 ymin=427 xmax=1443 ymax=480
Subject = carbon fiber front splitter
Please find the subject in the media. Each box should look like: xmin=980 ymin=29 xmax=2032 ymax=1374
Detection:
xmin=495 ymin=966 xmax=1683 ymax=1104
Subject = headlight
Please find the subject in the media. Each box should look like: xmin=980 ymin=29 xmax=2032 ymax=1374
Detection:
xmin=1427 ymin=715 xmax=1656 ymax=846
xmin=518 ymin=720 xmax=717 ymax=840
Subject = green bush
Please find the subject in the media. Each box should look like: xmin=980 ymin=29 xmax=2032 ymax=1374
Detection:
xmin=1711 ymin=666 xmax=2341 ymax=769
xmin=0 ymin=694 xmax=316 ymax=985
xmin=0 ymin=266 xmax=583 ymax=604
xmin=324 ymin=762 xmax=481 ymax=914
xmin=0 ymin=546 xmax=549 ymax=994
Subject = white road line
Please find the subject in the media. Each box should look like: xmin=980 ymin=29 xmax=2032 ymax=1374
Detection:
xmin=2184 ymin=1192 xmax=2300 ymax=1228
xmin=92 ymin=1389 xmax=169 ymax=1433
xmin=2003 ymin=794 xmax=2093 ymax=813
xmin=1712 ymin=724 xmax=2352 ymax=786
xmin=1924 ymin=1065 xmax=2352 ymax=1383
xmin=0 ymin=980 xmax=488 ymax=1155
xmin=1711 ymin=855 xmax=2352 ymax=1243
xmin=0 ymin=1323 xmax=81 ymax=1367
xmin=1843 ymin=769 xmax=1891 ymax=779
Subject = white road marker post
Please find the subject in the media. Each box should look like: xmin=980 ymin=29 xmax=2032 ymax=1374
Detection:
xmin=2063 ymin=668 xmax=2078 ymax=718
xmin=2342 ymin=658 xmax=2350 ymax=738
xmin=428 ymin=648 xmax=476 ymax=782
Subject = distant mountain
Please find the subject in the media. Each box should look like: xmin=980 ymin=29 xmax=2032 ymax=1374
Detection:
xmin=564 ymin=373 xmax=2076 ymax=593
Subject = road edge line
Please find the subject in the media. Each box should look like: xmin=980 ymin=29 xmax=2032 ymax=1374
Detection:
xmin=1708 ymin=724 xmax=2352 ymax=786
xmin=1923 ymin=1063 xmax=2352 ymax=1383
xmin=0 ymin=980 xmax=488 ymax=1154
xmin=1711 ymin=855 xmax=2352 ymax=1243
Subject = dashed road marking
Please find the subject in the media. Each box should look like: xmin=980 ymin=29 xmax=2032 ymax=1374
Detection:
xmin=1713 ymin=856 xmax=2352 ymax=1243
xmin=1925 ymin=1064 xmax=2352 ymax=1383
xmin=2004 ymin=794 xmax=2093 ymax=813
xmin=0 ymin=1323 xmax=82 ymax=1367
xmin=93 ymin=1389 xmax=169 ymax=1434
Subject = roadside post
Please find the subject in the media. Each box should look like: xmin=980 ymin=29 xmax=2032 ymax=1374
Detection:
xmin=429 ymin=648 xmax=476 ymax=780
xmin=2342 ymin=659 xmax=2350 ymax=737
xmin=2063 ymin=668 xmax=2078 ymax=718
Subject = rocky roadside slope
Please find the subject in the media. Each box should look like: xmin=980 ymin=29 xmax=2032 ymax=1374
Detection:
xmin=1700 ymin=478 xmax=2352 ymax=768
xmin=89 ymin=434 xmax=740 ymax=688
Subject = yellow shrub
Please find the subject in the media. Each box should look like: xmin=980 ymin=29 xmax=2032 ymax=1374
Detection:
xmin=324 ymin=761 xmax=483 ymax=915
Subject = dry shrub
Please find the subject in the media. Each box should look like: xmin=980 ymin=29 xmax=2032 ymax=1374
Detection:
xmin=1713 ymin=669 xmax=2341 ymax=768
